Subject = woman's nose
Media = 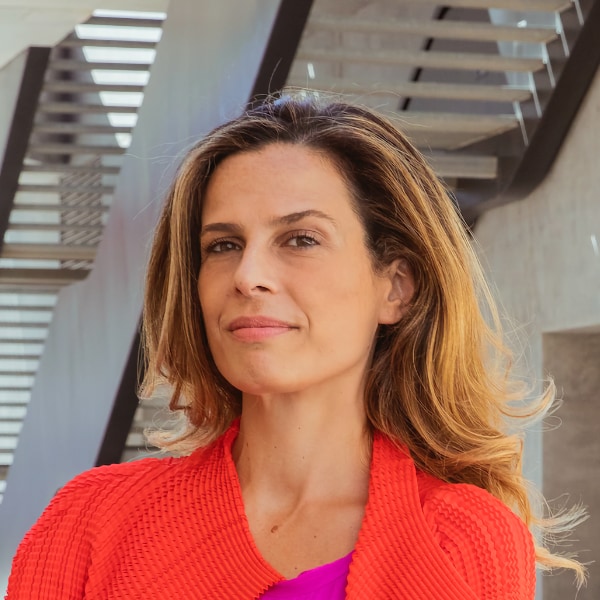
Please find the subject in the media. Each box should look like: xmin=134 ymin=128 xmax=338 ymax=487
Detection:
xmin=233 ymin=245 xmax=277 ymax=296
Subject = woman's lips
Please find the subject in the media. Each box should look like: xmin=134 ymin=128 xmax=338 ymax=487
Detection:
xmin=227 ymin=316 xmax=296 ymax=342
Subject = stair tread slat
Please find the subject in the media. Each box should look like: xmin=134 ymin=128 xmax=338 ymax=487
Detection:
xmin=22 ymin=164 xmax=120 ymax=174
xmin=310 ymin=16 xmax=557 ymax=44
xmin=33 ymin=123 xmax=133 ymax=135
xmin=404 ymin=0 xmax=571 ymax=11
xmin=18 ymin=184 xmax=115 ymax=194
xmin=85 ymin=16 xmax=165 ymax=28
xmin=286 ymin=79 xmax=531 ymax=103
xmin=60 ymin=38 xmax=157 ymax=50
xmin=28 ymin=143 xmax=126 ymax=155
xmin=296 ymin=48 xmax=544 ymax=73
xmin=49 ymin=60 xmax=151 ymax=71
xmin=39 ymin=102 xmax=139 ymax=114
xmin=43 ymin=82 xmax=145 ymax=93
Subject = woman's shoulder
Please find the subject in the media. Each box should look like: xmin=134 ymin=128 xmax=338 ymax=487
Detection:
xmin=55 ymin=454 xmax=179 ymax=501
xmin=415 ymin=469 xmax=536 ymax=598
xmin=26 ymin=455 xmax=185 ymax=537
xmin=416 ymin=469 xmax=531 ymax=541
xmin=29 ymin=442 xmax=221 ymax=537
xmin=53 ymin=445 xmax=214 ymax=510
xmin=7 ymin=448 xmax=218 ymax=596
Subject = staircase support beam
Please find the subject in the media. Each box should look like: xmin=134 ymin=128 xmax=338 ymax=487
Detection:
xmin=0 ymin=47 xmax=50 ymax=257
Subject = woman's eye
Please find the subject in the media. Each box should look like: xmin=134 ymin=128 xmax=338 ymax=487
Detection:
xmin=205 ymin=239 xmax=240 ymax=253
xmin=286 ymin=233 xmax=319 ymax=248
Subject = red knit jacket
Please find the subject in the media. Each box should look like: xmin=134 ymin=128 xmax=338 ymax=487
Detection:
xmin=7 ymin=422 xmax=535 ymax=599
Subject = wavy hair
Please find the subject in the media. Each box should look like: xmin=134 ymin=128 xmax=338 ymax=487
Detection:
xmin=141 ymin=94 xmax=584 ymax=582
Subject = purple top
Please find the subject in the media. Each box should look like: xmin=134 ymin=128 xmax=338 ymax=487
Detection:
xmin=261 ymin=552 xmax=353 ymax=599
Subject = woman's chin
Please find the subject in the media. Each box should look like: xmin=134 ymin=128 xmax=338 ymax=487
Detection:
xmin=218 ymin=360 xmax=302 ymax=397
xmin=226 ymin=374 xmax=303 ymax=399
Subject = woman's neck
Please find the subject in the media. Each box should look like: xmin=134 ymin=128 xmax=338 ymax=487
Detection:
xmin=232 ymin=389 xmax=372 ymax=578
xmin=233 ymin=391 xmax=371 ymax=506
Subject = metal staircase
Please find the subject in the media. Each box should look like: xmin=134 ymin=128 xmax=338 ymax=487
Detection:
xmin=286 ymin=0 xmax=595 ymax=221
xmin=0 ymin=10 xmax=165 ymax=502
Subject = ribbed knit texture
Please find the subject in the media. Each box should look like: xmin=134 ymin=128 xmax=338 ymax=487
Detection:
xmin=7 ymin=422 xmax=535 ymax=599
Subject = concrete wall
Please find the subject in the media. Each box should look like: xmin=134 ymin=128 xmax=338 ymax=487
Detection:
xmin=0 ymin=0 xmax=281 ymax=591
xmin=475 ymin=69 xmax=600 ymax=599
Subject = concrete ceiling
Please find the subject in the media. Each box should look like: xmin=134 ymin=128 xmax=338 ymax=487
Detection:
xmin=0 ymin=0 xmax=169 ymax=69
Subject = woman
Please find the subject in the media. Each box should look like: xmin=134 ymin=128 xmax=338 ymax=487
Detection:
xmin=7 ymin=96 xmax=584 ymax=598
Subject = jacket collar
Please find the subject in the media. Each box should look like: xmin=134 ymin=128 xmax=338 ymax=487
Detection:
xmin=197 ymin=421 xmax=476 ymax=599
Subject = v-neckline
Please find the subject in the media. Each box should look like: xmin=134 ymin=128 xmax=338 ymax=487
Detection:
xmin=193 ymin=420 xmax=481 ymax=599
xmin=219 ymin=421 xmax=379 ymax=581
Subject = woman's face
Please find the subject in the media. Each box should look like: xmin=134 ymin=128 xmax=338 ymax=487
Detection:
xmin=198 ymin=143 xmax=407 ymax=398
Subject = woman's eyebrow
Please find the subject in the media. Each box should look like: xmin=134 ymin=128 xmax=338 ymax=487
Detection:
xmin=271 ymin=209 xmax=336 ymax=226
xmin=201 ymin=210 xmax=337 ymax=237
xmin=200 ymin=222 xmax=242 ymax=237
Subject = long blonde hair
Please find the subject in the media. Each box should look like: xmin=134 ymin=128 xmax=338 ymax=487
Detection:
xmin=141 ymin=95 xmax=585 ymax=583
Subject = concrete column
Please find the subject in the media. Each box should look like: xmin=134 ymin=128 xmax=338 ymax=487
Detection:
xmin=543 ymin=333 xmax=600 ymax=600
xmin=474 ymin=64 xmax=600 ymax=600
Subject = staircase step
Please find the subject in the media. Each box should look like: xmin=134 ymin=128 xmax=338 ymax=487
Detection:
xmin=310 ymin=16 xmax=557 ymax=44
xmin=61 ymin=38 xmax=157 ymax=50
xmin=395 ymin=111 xmax=518 ymax=133
xmin=426 ymin=153 xmax=498 ymax=179
xmin=297 ymin=48 xmax=544 ymax=74
xmin=0 ymin=452 xmax=14 ymax=466
xmin=27 ymin=143 xmax=125 ymax=155
xmin=384 ymin=112 xmax=519 ymax=149
xmin=0 ymin=371 xmax=35 ymax=378
xmin=0 ymin=269 xmax=90 ymax=286
xmin=0 ymin=407 xmax=27 ymax=418
xmin=288 ymin=79 xmax=531 ymax=103
xmin=13 ymin=203 xmax=110 ymax=213
xmin=0 ymin=305 xmax=54 ymax=312
xmin=388 ymin=112 xmax=519 ymax=151
xmin=9 ymin=223 xmax=104 ymax=233
xmin=121 ymin=448 xmax=149 ymax=461
xmin=0 ymin=354 xmax=40 ymax=361
xmin=0 ymin=438 xmax=19 ymax=451
xmin=0 ymin=423 xmax=22 ymax=435
xmin=17 ymin=184 xmax=115 ymax=194
xmin=39 ymin=103 xmax=139 ymax=114
xmin=34 ymin=123 xmax=133 ymax=135
xmin=412 ymin=0 xmax=570 ymax=10
xmin=22 ymin=163 xmax=120 ymax=175
xmin=126 ymin=431 xmax=146 ymax=448
xmin=0 ymin=338 xmax=46 ymax=344
xmin=43 ymin=81 xmax=145 ymax=93
xmin=49 ymin=60 xmax=151 ymax=71
xmin=0 ymin=354 xmax=41 ymax=364
xmin=1 ymin=244 xmax=97 ymax=262
xmin=85 ymin=16 xmax=165 ymax=28
xmin=0 ymin=288 xmax=61 ymax=296
xmin=0 ymin=320 xmax=49 ymax=329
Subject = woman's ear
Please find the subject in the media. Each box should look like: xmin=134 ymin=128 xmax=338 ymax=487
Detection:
xmin=378 ymin=258 xmax=415 ymax=325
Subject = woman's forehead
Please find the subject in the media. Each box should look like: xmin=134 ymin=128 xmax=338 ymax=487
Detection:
xmin=199 ymin=144 xmax=365 ymax=238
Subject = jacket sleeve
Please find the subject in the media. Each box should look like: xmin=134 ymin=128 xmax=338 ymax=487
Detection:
xmin=421 ymin=482 xmax=537 ymax=600
xmin=5 ymin=471 xmax=97 ymax=600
